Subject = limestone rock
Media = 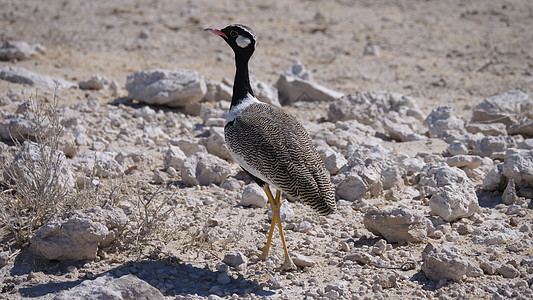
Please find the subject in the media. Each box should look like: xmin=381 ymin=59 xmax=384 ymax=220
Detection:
xmin=126 ymin=69 xmax=207 ymax=107
xmin=53 ymin=274 xmax=164 ymax=300
xmin=422 ymin=243 xmax=481 ymax=281
xmin=240 ymin=184 xmax=267 ymax=208
xmin=502 ymin=179 xmax=519 ymax=205
xmin=447 ymin=141 xmax=469 ymax=156
xmin=276 ymin=61 xmax=343 ymax=105
xmin=164 ymin=145 xmax=187 ymax=170
xmin=482 ymin=164 xmax=505 ymax=191
xmin=291 ymin=253 xmax=316 ymax=268
xmin=328 ymin=91 xmax=425 ymax=129
xmin=0 ymin=66 xmax=76 ymax=89
xmin=3 ymin=141 xmax=75 ymax=190
xmin=268 ymin=200 xmax=294 ymax=222
xmin=429 ymin=183 xmax=479 ymax=222
xmin=363 ymin=207 xmax=432 ymax=243
xmin=508 ymin=120 xmax=533 ymax=137
xmin=465 ymin=122 xmax=507 ymax=136
xmin=383 ymin=112 xmax=427 ymax=142
xmin=502 ymin=150 xmax=533 ymax=190
xmin=445 ymin=155 xmax=483 ymax=169
xmin=471 ymin=90 xmax=533 ymax=126
xmin=425 ymin=105 xmax=466 ymax=142
xmin=251 ymin=78 xmax=281 ymax=107
xmin=205 ymin=126 xmax=232 ymax=161
xmin=418 ymin=164 xmax=470 ymax=197
xmin=29 ymin=206 xmax=127 ymax=260
xmin=0 ymin=41 xmax=46 ymax=61
xmin=180 ymin=152 xmax=231 ymax=186
xmin=70 ymin=151 xmax=123 ymax=178
xmin=474 ymin=136 xmax=512 ymax=158
xmin=222 ymin=252 xmax=248 ymax=268
xmin=203 ymin=79 xmax=232 ymax=102
xmin=79 ymin=74 xmax=112 ymax=90
xmin=323 ymin=148 xmax=347 ymax=175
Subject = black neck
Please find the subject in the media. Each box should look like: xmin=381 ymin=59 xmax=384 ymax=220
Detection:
xmin=231 ymin=53 xmax=254 ymax=107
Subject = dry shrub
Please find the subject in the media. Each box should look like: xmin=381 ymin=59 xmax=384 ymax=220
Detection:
xmin=0 ymin=95 xmax=84 ymax=243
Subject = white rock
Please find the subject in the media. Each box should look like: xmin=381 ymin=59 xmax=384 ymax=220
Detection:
xmin=70 ymin=151 xmax=123 ymax=178
xmin=399 ymin=157 xmax=425 ymax=175
xmin=171 ymin=139 xmax=206 ymax=156
xmin=0 ymin=113 xmax=52 ymax=141
xmin=445 ymin=155 xmax=483 ymax=169
xmin=251 ymin=78 xmax=281 ymax=107
xmin=164 ymin=145 xmax=187 ymax=170
xmin=502 ymin=150 xmax=533 ymax=189
xmin=220 ymin=177 xmax=241 ymax=191
xmin=203 ymin=79 xmax=232 ymax=102
xmin=222 ymin=252 xmax=248 ymax=268
xmin=217 ymin=273 xmax=231 ymax=285
xmin=0 ymin=66 xmax=76 ymax=89
xmin=3 ymin=141 xmax=75 ymax=190
xmin=115 ymin=148 xmax=145 ymax=165
xmin=418 ymin=164 xmax=470 ymax=197
xmin=29 ymin=206 xmax=127 ymax=260
xmin=422 ymin=243 xmax=481 ymax=282
xmin=0 ymin=251 xmax=8 ymax=266
xmin=508 ymin=120 xmax=533 ymax=136
xmin=474 ymin=135 xmax=512 ymax=158
xmin=79 ymin=74 xmax=112 ymax=90
xmin=0 ymin=41 xmax=46 ymax=61
xmin=336 ymin=171 xmax=371 ymax=201
xmin=363 ymin=43 xmax=380 ymax=56
xmin=268 ymin=200 xmax=295 ymax=222
xmin=482 ymin=164 xmax=505 ymax=191
xmin=328 ymin=91 xmax=425 ymax=127
xmin=180 ymin=153 xmax=231 ymax=186
xmin=363 ymin=207 xmax=432 ymax=243
xmin=502 ymin=179 xmax=519 ymax=205
xmin=323 ymin=149 xmax=347 ymax=175
xmin=429 ymin=183 xmax=479 ymax=222
xmin=471 ymin=90 xmax=533 ymax=126
xmin=276 ymin=61 xmax=343 ymax=105
xmin=292 ymin=253 xmax=315 ymax=268
xmin=383 ymin=110 xmax=427 ymax=141
xmin=126 ymin=69 xmax=206 ymax=107
xmin=205 ymin=126 xmax=232 ymax=161
xmin=240 ymin=184 xmax=267 ymax=208
xmin=465 ymin=122 xmax=507 ymax=136
xmin=447 ymin=141 xmax=469 ymax=156
xmin=425 ymin=105 xmax=466 ymax=142
xmin=52 ymin=274 xmax=164 ymax=300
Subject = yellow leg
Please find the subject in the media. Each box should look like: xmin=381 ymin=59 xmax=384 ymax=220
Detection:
xmin=256 ymin=187 xmax=297 ymax=270
xmin=257 ymin=187 xmax=278 ymax=260
xmin=274 ymin=190 xmax=297 ymax=271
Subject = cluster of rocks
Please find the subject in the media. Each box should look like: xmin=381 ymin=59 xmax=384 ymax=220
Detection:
xmin=0 ymin=58 xmax=532 ymax=299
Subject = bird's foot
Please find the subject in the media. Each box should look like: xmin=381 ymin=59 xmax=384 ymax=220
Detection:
xmin=277 ymin=256 xmax=297 ymax=271
xmin=255 ymin=251 xmax=269 ymax=262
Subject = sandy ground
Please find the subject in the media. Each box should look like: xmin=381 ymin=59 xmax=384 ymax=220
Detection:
xmin=1 ymin=0 xmax=533 ymax=299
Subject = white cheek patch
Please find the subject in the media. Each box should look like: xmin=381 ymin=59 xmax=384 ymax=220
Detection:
xmin=236 ymin=35 xmax=251 ymax=48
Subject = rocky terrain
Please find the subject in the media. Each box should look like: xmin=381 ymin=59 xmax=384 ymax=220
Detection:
xmin=0 ymin=0 xmax=532 ymax=299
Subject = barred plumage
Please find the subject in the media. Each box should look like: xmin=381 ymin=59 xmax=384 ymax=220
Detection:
xmin=207 ymin=24 xmax=335 ymax=270
xmin=225 ymin=102 xmax=336 ymax=215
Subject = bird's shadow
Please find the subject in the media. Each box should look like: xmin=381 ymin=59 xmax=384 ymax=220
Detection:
xmin=9 ymin=250 xmax=273 ymax=298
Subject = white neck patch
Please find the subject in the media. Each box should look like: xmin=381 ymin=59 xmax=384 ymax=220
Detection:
xmin=236 ymin=35 xmax=251 ymax=48
xmin=226 ymin=93 xmax=260 ymax=125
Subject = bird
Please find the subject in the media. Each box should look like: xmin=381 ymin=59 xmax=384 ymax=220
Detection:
xmin=205 ymin=24 xmax=336 ymax=270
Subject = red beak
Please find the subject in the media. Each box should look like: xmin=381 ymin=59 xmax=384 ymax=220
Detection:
xmin=205 ymin=28 xmax=228 ymax=39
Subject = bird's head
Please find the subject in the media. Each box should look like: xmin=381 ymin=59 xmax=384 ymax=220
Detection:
xmin=205 ymin=24 xmax=256 ymax=57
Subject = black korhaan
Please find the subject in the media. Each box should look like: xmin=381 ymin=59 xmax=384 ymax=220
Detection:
xmin=206 ymin=24 xmax=336 ymax=270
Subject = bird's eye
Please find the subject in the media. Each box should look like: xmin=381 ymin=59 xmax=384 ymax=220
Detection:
xmin=230 ymin=30 xmax=238 ymax=37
